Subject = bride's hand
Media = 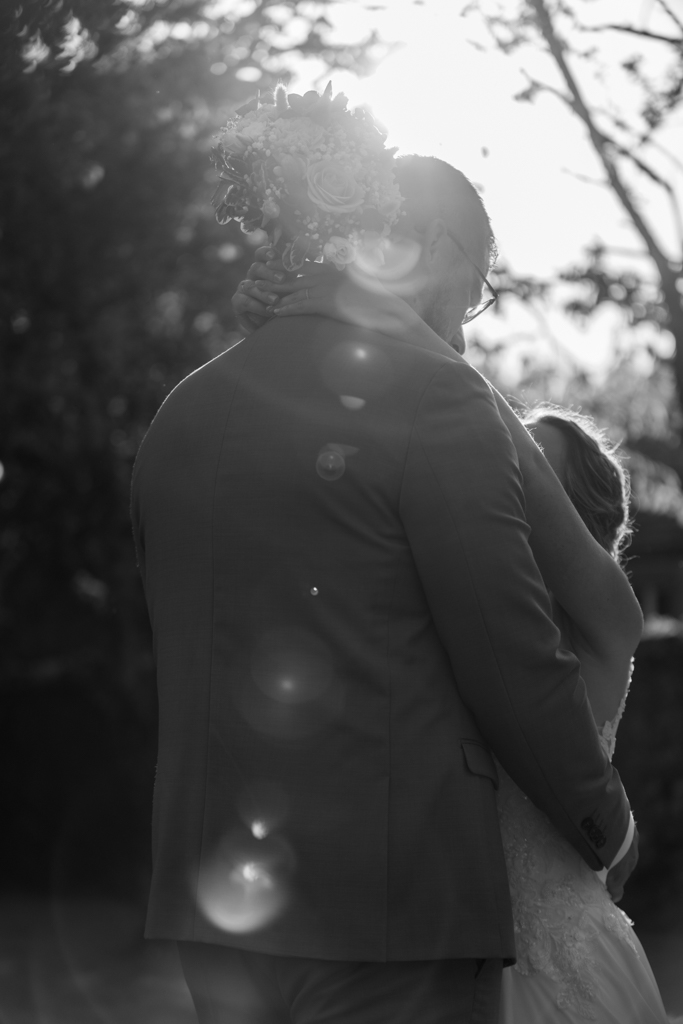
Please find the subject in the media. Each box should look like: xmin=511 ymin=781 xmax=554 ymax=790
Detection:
xmin=605 ymin=826 xmax=639 ymax=903
xmin=269 ymin=265 xmax=403 ymax=333
xmin=231 ymin=248 xmax=335 ymax=333
xmin=232 ymin=250 xmax=380 ymax=332
xmin=230 ymin=245 xmax=289 ymax=334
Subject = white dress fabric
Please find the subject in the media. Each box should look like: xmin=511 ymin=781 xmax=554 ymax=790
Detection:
xmin=497 ymin=684 xmax=670 ymax=1023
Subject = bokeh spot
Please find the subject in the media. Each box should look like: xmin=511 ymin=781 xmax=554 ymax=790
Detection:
xmin=340 ymin=395 xmax=366 ymax=410
xmin=197 ymin=831 xmax=294 ymax=934
xmin=316 ymin=449 xmax=345 ymax=481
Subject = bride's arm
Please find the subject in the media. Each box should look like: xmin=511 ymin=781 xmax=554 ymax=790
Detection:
xmin=492 ymin=405 xmax=643 ymax=660
xmin=232 ymin=259 xmax=643 ymax=663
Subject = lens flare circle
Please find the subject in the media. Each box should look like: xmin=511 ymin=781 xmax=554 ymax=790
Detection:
xmin=197 ymin=832 xmax=293 ymax=934
xmin=320 ymin=341 xmax=395 ymax=402
xmin=251 ymin=819 xmax=269 ymax=839
xmin=316 ymin=449 xmax=345 ymax=481
xmin=240 ymin=629 xmax=344 ymax=739
xmin=339 ymin=395 xmax=366 ymax=410
xmin=198 ymin=859 xmax=286 ymax=933
xmin=351 ymin=237 xmax=422 ymax=283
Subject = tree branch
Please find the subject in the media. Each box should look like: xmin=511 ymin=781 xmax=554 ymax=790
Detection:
xmin=527 ymin=0 xmax=673 ymax=272
xmin=582 ymin=24 xmax=681 ymax=46
xmin=520 ymin=62 xmax=683 ymax=258
xmin=526 ymin=0 xmax=683 ymax=401
xmin=561 ymin=167 xmax=608 ymax=188
xmin=657 ymin=0 xmax=683 ymax=36
xmin=643 ymin=137 xmax=683 ymax=177
xmin=464 ymin=2 xmax=683 ymax=392
xmin=515 ymin=69 xmax=574 ymax=108
xmin=597 ymin=138 xmax=683 ymax=257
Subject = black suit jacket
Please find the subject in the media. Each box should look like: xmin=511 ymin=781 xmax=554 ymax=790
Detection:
xmin=131 ymin=315 xmax=631 ymax=961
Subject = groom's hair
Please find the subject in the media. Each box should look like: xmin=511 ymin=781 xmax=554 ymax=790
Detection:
xmin=394 ymin=155 xmax=497 ymax=273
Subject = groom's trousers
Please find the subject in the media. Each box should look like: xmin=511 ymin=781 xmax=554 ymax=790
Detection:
xmin=177 ymin=941 xmax=503 ymax=1024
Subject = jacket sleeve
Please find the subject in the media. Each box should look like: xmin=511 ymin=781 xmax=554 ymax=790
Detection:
xmin=399 ymin=358 xmax=631 ymax=870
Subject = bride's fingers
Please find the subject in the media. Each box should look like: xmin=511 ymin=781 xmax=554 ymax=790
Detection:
xmin=245 ymin=261 xmax=267 ymax=282
xmin=275 ymin=282 xmax=334 ymax=308
xmin=254 ymin=245 xmax=276 ymax=263
xmin=245 ymin=246 xmax=278 ymax=280
xmin=240 ymin=279 xmax=281 ymax=304
xmin=238 ymin=294 xmax=272 ymax=313
xmin=271 ymin=299 xmax=320 ymax=316
xmin=265 ymin=256 xmax=286 ymax=273
xmin=246 ymin=261 xmax=286 ymax=284
xmin=232 ymin=294 xmax=270 ymax=319
xmin=231 ymin=280 xmax=276 ymax=317
xmin=260 ymin=275 xmax=332 ymax=296
xmin=232 ymin=292 xmax=270 ymax=334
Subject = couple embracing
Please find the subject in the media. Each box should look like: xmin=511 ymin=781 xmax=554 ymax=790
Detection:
xmin=132 ymin=141 xmax=671 ymax=1021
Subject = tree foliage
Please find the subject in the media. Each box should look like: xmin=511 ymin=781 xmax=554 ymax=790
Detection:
xmin=465 ymin=0 xmax=683 ymax=475
xmin=0 ymin=0 xmax=380 ymax=684
xmin=0 ymin=0 xmax=381 ymax=890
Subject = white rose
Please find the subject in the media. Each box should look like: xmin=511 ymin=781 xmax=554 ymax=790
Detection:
xmin=323 ymin=236 xmax=358 ymax=268
xmin=307 ymin=160 xmax=365 ymax=214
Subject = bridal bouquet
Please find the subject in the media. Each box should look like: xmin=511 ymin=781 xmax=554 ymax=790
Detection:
xmin=210 ymin=83 xmax=402 ymax=271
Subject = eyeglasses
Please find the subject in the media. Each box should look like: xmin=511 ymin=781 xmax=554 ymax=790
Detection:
xmin=446 ymin=230 xmax=498 ymax=324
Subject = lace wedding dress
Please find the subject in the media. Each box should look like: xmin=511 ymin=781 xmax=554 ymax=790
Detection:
xmin=497 ymin=684 xmax=670 ymax=1023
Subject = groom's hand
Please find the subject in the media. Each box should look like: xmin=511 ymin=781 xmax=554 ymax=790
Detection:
xmin=606 ymin=826 xmax=639 ymax=903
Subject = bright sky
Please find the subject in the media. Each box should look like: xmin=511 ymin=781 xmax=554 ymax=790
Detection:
xmin=287 ymin=0 xmax=683 ymax=379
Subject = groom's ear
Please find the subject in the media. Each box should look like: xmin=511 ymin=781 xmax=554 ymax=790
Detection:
xmin=422 ymin=218 xmax=449 ymax=268
xmin=451 ymin=326 xmax=466 ymax=354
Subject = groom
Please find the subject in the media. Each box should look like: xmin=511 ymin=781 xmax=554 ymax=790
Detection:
xmin=131 ymin=155 xmax=636 ymax=1023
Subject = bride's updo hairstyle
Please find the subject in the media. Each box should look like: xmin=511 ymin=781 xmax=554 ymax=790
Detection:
xmin=523 ymin=406 xmax=632 ymax=564
xmin=394 ymin=155 xmax=498 ymax=273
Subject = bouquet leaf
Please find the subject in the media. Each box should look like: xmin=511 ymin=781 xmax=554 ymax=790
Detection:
xmin=282 ymin=235 xmax=311 ymax=271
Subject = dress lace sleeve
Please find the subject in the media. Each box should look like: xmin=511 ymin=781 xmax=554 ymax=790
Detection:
xmin=597 ymin=658 xmax=633 ymax=762
xmin=495 ymin=658 xmax=636 ymax=1019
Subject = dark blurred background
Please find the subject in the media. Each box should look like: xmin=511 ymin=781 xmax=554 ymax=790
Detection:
xmin=2 ymin=0 xmax=683 ymax=1019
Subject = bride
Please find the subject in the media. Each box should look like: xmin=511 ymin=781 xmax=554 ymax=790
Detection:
xmin=231 ymin=250 xmax=671 ymax=1023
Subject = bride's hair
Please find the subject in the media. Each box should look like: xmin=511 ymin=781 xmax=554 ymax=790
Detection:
xmin=523 ymin=405 xmax=632 ymax=563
